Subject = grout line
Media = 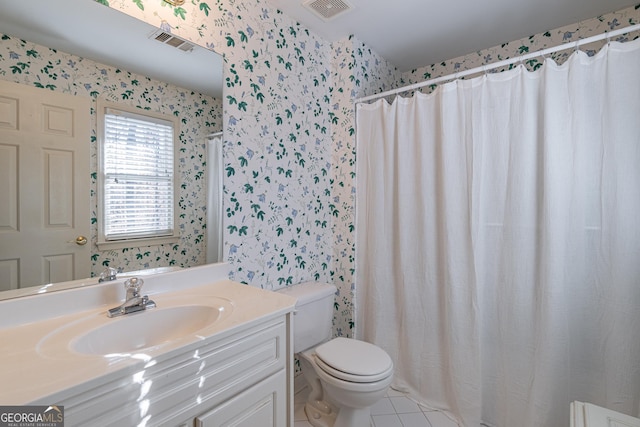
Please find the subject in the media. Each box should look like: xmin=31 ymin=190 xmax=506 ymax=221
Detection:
xmin=294 ymin=388 xmax=459 ymax=427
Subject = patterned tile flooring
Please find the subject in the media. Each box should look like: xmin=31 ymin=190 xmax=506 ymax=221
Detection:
xmin=293 ymin=386 xmax=461 ymax=427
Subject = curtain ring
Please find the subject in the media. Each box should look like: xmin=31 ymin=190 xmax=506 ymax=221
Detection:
xmin=540 ymin=51 xmax=549 ymax=66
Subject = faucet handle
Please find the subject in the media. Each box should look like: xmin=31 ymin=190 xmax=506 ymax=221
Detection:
xmin=98 ymin=266 xmax=118 ymax=282
xmin=124 ymin=277 xmax=144 ymax=296
xmin=124 ymin=277 xmax=144 ymax=292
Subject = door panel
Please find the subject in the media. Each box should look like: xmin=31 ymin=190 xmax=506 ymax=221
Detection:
xmin=0 ymin=143 xmax=18 ymax=231
xmin=44 ymin=148 xmax=74 ymax=227
xmin=0 ymin=80 xmax=90 ymax=290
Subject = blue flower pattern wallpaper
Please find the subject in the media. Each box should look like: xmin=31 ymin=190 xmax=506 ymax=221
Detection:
xmin=403 ymin=5 xmax=640 ymax=92
xmin=0 ymin=32 xmax=222 ymax=276
xmin=1 ymin=0 xmax=639 ymax=340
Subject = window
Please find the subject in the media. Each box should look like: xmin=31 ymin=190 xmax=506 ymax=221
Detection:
xmin=97 ymin=100 xmax=179 ymax=249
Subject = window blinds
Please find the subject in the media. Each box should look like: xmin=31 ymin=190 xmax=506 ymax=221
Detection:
xmin=102 ymin=108 xmax=175 ymax=241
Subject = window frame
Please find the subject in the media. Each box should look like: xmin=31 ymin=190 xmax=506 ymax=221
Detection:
xmin=96 ymin=99 xmax=180 ymax=250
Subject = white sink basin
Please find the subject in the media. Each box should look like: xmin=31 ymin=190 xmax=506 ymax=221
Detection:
xmin=37 ymin=297 xmax=234 ymax=358
xmin=71 ymin=305 xmax=223 ymax=355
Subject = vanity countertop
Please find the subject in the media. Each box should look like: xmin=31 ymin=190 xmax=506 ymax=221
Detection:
xmin=0 ymin=266 xmax=296 ymax=405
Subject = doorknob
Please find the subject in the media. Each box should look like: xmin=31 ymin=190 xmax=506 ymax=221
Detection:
xmin=68 ymin=236 xmax=88 ymax=246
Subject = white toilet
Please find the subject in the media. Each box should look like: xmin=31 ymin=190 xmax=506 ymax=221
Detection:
xmin=277 ymin=282 xmax=394 ymax=427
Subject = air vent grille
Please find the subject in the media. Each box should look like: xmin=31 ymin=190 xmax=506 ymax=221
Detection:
xmin=303 ymin=0 xmax=352 ymax=20
xmin=149 ymin=29 xmax=194 ymax=52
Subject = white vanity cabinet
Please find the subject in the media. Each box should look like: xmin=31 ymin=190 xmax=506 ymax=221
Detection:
xmin=44 ymin=314 xmax=293 ymax=427
xmin=0 ymin=264 xmax=297 ymax=427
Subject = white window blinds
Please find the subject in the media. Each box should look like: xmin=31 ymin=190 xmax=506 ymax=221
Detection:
xmin=102 ymin=107 xmax=175 ymax=241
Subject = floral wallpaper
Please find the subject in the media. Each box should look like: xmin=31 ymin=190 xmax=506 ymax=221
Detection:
xmin=403 ymin=5 xmax=640 ymax=93
xmin=101 ymin=1 xmax=339 ymax=291
xmin=95 ymin=0 xmax=640 ymax=341
xmin=98 ymin=0 xmax=380 ymax=339
xmin=0 ymin=33 xmax=222 ymax=277
xmin=2 ymin=0 xmax=638 ymax=341
xmin=330 ymin=36 xmax=401 ymax=336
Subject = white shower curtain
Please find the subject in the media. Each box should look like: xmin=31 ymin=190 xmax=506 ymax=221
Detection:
xmin=355 ymin=40 xmax=640 ymax=427
xmin=206 ymin=135 xmax=224 ymax=264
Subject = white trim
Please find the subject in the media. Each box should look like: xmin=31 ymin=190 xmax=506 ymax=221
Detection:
xmin=355 ymin=23 xmax=640 ymax=104
xmin=96 ymin=98 xmax=181 ymax=248
xmin=96 ymin=235 xmax=180 ymax=251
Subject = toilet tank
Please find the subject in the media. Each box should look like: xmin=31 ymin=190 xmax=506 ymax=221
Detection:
xmin=276 ymin=282 xmax=336 ymax=353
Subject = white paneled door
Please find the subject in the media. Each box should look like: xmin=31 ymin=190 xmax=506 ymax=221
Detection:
xmin=0 ymin=80 xmax=90 ymax=291
xmin=571 ymin=401 xmax=640 ymax=427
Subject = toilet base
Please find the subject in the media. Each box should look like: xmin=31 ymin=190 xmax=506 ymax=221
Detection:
xmin=305 ymin=401 xmax=372 ymax=427
xmin=304 ymin=401 xmax=337 ymax=427
xmin=298 ymin=342 xmax=392 ymax=427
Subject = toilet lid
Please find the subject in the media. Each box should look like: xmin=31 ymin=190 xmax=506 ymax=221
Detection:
xmin=314 ymin=338 xmax=393 ymax=382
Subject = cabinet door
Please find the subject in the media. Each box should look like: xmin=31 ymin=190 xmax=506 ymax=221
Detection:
xmin=195 ymin=371 xmax=286 ymax=427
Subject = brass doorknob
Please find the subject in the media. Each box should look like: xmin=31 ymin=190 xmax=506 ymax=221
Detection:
xmin=69 ymin=236 xmax=88 ymax=246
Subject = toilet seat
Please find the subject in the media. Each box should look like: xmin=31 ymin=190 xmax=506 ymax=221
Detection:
xmin=314 ymin=337 xmax=393 ymax=383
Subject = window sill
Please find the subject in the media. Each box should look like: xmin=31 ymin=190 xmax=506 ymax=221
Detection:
xmin=96 ymin=235 xmax=180 ymax=251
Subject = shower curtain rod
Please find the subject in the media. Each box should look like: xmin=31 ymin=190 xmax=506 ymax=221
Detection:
xmin=354 ymin=23 xmax=640 ymax=104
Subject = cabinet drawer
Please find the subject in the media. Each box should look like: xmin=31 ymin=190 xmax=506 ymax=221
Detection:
xmin=63 ymin=317 xmax=287 ymax=426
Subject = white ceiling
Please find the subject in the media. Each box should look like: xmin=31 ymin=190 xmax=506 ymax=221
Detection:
xmin=267 ymin=0 xmax=638 ymax=71
xmin=0 ymin=0 xmax=223 ymax=98
xmin=0 ymin=0 xmax=636 ymax=99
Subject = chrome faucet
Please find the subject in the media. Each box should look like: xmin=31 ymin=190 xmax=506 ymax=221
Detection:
xmin=107 ymin=277 xmax=156 ymax=318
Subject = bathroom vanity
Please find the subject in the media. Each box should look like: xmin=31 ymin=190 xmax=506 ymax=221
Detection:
xmin=0 ymin=263 xmax=296 ymax=426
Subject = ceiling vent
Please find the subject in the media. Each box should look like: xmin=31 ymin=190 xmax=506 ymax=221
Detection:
xmin=303 ymin=0 xmax=353 ymax=21
xmin=149 ymin=29 xmax=194 ymax=52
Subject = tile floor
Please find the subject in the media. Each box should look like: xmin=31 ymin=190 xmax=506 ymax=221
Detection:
xmin=294 ymin=386 xmax=460 ymax=427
